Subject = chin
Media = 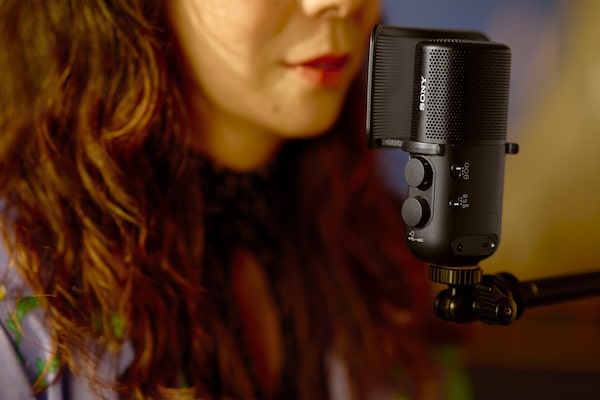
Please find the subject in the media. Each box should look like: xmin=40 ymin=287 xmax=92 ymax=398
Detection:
xmin=276 ymin=120 xmax=337 ymax=139
xmin=275 ymin=105 xmax=344 ymax=139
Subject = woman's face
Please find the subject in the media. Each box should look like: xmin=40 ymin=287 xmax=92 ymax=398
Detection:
xmin=168 ymin=0 xmax=380 ymax=139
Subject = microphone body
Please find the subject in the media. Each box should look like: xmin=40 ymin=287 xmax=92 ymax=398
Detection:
xmin=367 ymin=26 xmax=517 ymax=268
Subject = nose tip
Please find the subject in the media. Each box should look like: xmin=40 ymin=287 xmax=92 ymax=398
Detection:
xmin=300 ymin=0 xmax=364 ymax=18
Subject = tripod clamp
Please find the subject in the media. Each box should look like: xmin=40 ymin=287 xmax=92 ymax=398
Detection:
xmin=430 ymin=265 xmax=600 ymax=325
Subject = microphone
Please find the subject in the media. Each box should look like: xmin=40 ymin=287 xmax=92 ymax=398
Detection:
xmin=367 ymin=25 xmax=518 ymax=286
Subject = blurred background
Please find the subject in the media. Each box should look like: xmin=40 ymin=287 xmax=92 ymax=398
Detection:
xmin=380 ymin=0 xmax=600 ymax=398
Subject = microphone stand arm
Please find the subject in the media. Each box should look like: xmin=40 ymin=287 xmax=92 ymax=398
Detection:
xmin=432 ymin=267 xmax=600 ymax=325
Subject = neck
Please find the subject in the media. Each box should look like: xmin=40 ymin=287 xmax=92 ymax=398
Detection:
xmin=186 ymin=93 xmax=283 ymax=173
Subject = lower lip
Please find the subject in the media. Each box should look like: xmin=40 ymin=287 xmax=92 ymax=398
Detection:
xmin=289 ymin=65 xmax=346 ymax=88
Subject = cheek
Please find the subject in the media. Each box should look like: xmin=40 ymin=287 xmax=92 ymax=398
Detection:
xmin=359 ymin=1 xmax=381 ymax=40
xmin=169 ymin=0 xmax=293 ymax=112
xmin=190 ymin=1 xmax=292 ymax=70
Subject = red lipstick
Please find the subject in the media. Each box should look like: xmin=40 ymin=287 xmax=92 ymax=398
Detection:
xmin=289 ymin=54 xmax=350 ymax=88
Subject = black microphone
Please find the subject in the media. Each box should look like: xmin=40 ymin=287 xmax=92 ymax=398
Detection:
xmin=367 ymin=25 xmax=518 ymax=286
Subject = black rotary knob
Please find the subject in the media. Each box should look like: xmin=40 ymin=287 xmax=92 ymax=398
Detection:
xmin=404 ymin=157 xmax=433 ymax=189
xmin=401 ymin=197 xmax=431 ymax=228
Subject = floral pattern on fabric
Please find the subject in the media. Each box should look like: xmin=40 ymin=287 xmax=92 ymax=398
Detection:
xmin=3 ymin=295 xmax=60 ymax=389
xmin=0 ymin=255 xmax=133 ymax=400
xmin=0 ymin=285 xmax=61 ymax=399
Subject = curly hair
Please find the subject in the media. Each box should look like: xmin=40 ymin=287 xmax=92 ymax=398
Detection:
xmin=0 ymin=1 xmax=441 ymax=398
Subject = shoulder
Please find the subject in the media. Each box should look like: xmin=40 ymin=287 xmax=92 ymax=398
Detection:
xmin=0 ymin=241 xmax=134 ymax=399
xmin=0 ymin=311 xmax=36 ymax=399
xmin=0 ymin=246 xmax=63 ymax=398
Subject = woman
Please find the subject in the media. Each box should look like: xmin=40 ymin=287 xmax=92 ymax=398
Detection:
xmin=0 ymin=0 xmax=457 ymax=398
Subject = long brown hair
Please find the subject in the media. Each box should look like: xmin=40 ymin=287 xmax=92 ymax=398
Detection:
xmin=0 ymin=1 xmax=441 ymax=398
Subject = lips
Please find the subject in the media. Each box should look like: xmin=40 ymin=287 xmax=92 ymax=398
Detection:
xmin=300 ymin=54 xmax=350 ymax=70
xmin=288 ymin=54 xmax=351 ymax=88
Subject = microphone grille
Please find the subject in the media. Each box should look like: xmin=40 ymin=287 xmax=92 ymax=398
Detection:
xmin=367 ymin=34 xmax=416 ymax=144
xmin=412 ymin=40 xmax=511 ymax=144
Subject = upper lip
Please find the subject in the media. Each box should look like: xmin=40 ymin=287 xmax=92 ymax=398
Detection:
xmin=288 ymin=54 xmax=351 ymax=69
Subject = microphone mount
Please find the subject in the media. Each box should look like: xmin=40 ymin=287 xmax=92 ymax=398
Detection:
xmin=430 ymin=266 xmax=600 ymax=325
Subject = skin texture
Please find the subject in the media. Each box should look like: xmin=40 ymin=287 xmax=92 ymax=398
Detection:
xmin=168 ymin=0 xmax=380 ymax=171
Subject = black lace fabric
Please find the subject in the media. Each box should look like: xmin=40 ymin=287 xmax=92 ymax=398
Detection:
xmin=198 ymin=158 xmax=281 ymax=270
xmin=197 ymin=157 xmax=299 ymax=397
